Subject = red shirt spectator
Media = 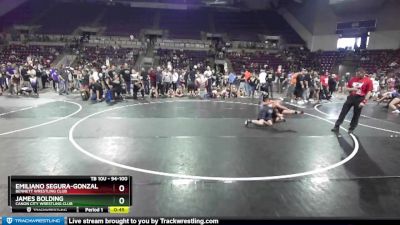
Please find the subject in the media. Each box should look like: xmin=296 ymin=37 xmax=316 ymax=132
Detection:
xmin=320 ymin=74 xmax=329 ymax=87
xmin=244 ymin=70 xmax=251 ymax=81
xmin=149 ymin=70 xmax=156 ymax=83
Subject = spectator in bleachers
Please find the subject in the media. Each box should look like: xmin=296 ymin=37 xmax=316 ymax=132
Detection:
xmin=27 ymin=65 xmax=38 ymax=95
xmin=320 ymin=72 xmax=331 ymax=101
xmin=89 ymin=77 xmax=103 ymax=102
xmin=328 ymin=74 xmax=337 ymax=97
xmin=132 ymin=69 xmax=143 ymax=100
xmin=164 ymin=69 xmax=172 ymax=95
xmin=120 ymin=63 xmax=131 ymax=96
xmin=266 ymin=68 xmax=275 ymax=98
xmin=337 ymin=73 xmax=346 ymax=93
xmin=0 ymin=64 xmax=6 ymax=95
xmin=248 ymin=75 xmax=259 ymax=98
xmin=156 ymin=67 xmax=164 ymax=96
xmin=302 ymin=70 xmax=312 ymax=103
xmin=294 ymin=70 xmax=305 ymax=104
xmin=172 ymin=69 xmax=179 ymax=92
xmin=141 ymin=68 xmax=149 ymax=95
xmin=58 ymin=65 xmax=69 ymax=95
xmin=11 ymin=69 xmax=21 ymax=95
xmin=311 ymin=72 xmax=321 ymax=103
xmin=243 ymin=69 xmax=252 ymax=96
xmin=279 ymin=69 xmax=288 ymax=94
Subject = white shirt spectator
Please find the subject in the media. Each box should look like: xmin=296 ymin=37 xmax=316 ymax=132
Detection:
xmin=196 ymin=74 xmax=207 ymax=89
xmin=131 ymin=70 xmax=140 ymax=82
xmin=163 ymin=71 xmax=172 ymax=83
xmin=172 ymin=72 xmax=179 ymax=83
xmin=68 ymin=70 xmax=73 ymax=81
xmin=371 ymin=78 xmax=380 ymax=93
xmin=259 ymin=70 xmax=267 ymax=84
xmin=27 ymin=69 xmax=36 ymax=78
xmin=91 ymin=70 xmax=99 ymax=82
xmin=204 ymin=69 xmax=212 ymax=78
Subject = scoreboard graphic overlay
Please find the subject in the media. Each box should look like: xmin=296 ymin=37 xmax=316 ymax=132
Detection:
xmin=8 ymin=176 xmax=132 ymax=213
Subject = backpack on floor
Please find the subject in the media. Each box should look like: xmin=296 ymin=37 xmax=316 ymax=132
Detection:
xmin=105 ymin=90 xmax=112 ymax=103
xmin=81 ymin=90 xmax=89 ymax=101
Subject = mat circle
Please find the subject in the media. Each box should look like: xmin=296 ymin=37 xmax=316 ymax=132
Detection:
xmin=69 ymin=100 xmax=358 ymax=181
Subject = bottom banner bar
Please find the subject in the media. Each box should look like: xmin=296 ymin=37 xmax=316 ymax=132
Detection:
xmin=66 ymin=218 xmax=400 ymax=225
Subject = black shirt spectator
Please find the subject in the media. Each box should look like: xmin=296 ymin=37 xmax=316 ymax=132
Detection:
xmin=328 ymin=75 xmax=337 ymax=94
xmin=82 ymin=74 xmax=89 ymax=86
xmin=266 ymin=71 xmax=275 ymax=83
xmin=60 ymin=68 xmax=69 ymax=81
xmin=121 ymin=68 xmax=131 ymax=83
xmin=156 ymin=71 xmax=163 ymax=84
xmin=296 ymin=74 xmax=304 ymax=89
xmin=303 ymin=73 xmax=312 ymax=88
xmin=189 ymin=70 xmax=196 ymax=83
xmin=141 ymin=70 xmax=148 ymax=81
xmin=21 ymin=67 xmax=29 ymax=81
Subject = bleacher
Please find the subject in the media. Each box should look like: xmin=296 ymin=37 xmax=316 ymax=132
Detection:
xmin=227 ymin=52 xmax=285 ymax=74
xmin=75 ymin=46 xmax=139 ymax=66
xmin=0 ymin=44 xmax=63 ymax=66
xmin=87 ymin=36 xmax=144 ymax=49
xmin=358 ymin=50 xmax=400 ymax=73
xmin=157 ymin=49 xmax=209 ymax=69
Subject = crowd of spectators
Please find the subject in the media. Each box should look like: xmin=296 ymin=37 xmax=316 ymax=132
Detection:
xmin=0 ymin=44 xmax=62 ymax=66
xmin=1 ymin=42 xmax=399 ymax=114
xmin=74 ymin=46 xmax=139 ymax=67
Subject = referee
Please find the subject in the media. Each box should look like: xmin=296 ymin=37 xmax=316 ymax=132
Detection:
xmin=331 ymin=68 xmax=373 ymax=134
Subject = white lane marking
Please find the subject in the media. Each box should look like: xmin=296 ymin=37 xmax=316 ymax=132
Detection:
xmin=69 ymin=100 xmax=358 ymax=181
xmin=314 ymin=104 xmax=400 ymax=135
xmin=0 ymin=100 xmax=82 ymax=136
xmin=0 ymin=100 xmax=56 ymax=117
xmin=0 ymin=106 xmax=34 ymax=116
xmin=328 ymin=175 xmax=400 ymax=180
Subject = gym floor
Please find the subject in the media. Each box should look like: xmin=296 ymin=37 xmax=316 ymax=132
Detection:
xmin=0 ymin=92 xmax=400 ymax=218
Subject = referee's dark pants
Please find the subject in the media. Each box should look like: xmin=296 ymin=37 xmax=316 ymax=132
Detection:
xmin=334 ymin=95 xmax=365 ymax=130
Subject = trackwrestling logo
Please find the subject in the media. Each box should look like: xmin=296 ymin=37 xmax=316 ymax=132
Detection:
xmin=2 ymin=217 xmax=65 ymax=225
